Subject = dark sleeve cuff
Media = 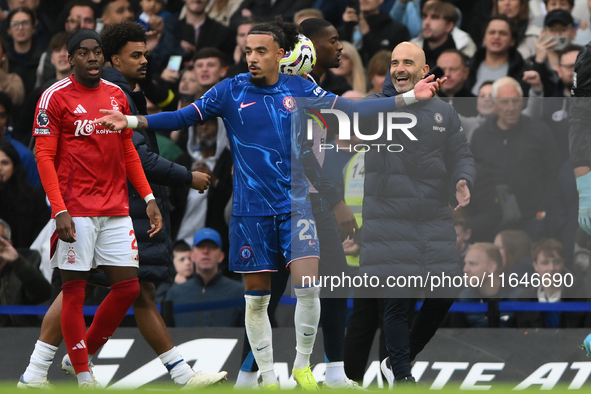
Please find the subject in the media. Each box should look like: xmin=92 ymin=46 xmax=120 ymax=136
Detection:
xmin=185 ymin=170 xmax=193 ymax=186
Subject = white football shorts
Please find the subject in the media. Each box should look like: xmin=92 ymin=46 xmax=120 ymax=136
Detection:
xmin=50 ymin=216 xmax=139 ymax=271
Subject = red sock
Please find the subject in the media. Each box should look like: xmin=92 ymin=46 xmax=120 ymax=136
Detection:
xmin=86 ymin=278 xmax=140 ymax=355
xmin=61 ymin=280 xmax=89 ymax=374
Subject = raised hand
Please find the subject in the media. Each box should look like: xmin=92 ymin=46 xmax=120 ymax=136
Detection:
xmin=522 ymin=70 xmax=543 ymax=92
xmin=0 ymin=235 xmax=19 ymax=263
xmin=414 ymin=74 xmax=446 ymax=99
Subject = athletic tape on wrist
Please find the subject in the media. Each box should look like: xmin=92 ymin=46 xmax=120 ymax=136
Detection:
xmin=402 ymin=90 xmax=418 ymax=105
xmin=125 ymin=115 xmax=138 ymax=129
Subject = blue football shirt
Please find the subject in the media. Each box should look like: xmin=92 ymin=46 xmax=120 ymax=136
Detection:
xmin=171 ymin=73 xmax=336 ymax=216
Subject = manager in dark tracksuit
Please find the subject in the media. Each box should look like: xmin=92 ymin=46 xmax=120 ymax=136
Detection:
xmin=359 ymin=42 xmax=476 ymax=386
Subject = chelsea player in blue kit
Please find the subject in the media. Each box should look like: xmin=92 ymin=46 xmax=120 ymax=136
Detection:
xmin=95 ymin=19 xmax=442 ymax=389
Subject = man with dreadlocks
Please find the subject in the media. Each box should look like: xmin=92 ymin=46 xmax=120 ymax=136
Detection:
xmin=95 ymin=18 xmax=443 ymax=389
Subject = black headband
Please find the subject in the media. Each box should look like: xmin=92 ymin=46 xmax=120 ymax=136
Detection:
xmin=67 ymin=29 xmax=102 ymax=55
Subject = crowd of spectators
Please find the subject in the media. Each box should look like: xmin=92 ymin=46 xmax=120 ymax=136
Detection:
xmin=1 ymin=0 xmax=591 ymax=338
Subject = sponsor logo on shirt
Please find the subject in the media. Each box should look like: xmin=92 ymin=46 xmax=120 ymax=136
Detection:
xmin=312 ymin=87 xmax=326 ymax=97
xmin=75 ymin=119 xmax=96 ymax=136
xmin=73 ymin=104 xmax=87 ymax=114
xmin=37 ymin=110 xmax=49 ymax=127
xmin=240 ymin=101 xmax=256 ymax=109
xmin=434 ymin=113 xmax=443 ymax=124
xmin=74 ymin=120 xmax=121 ymax=137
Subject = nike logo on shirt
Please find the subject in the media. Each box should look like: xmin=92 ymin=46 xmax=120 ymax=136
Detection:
xmin=240 ymin=101 xmax=256 ymax=109
xmin=257 ymin=344 xmax=269 ymax=351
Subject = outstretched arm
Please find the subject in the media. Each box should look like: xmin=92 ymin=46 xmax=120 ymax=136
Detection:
xmin=333 ymin=74 xmax=445 ymax=116
xmin=94 ymin=103 xmax=201 ymax=132
xmin=96 ymin=80 xmax=230 ymax=131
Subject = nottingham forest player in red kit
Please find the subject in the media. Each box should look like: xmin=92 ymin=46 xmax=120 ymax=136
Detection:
xmin=31 ymin=29 xmax=162 ymax=388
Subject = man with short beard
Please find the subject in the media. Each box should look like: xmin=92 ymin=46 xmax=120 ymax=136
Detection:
xmin=367 ymin=42 xmax=475 ymax=387
xmin=235 ymin=18 xmax=361 ymax=389
xmin=466 ymin=15 xmax=527 ymax=96
xmin=171 ymin=116 xmax=233 ymax=270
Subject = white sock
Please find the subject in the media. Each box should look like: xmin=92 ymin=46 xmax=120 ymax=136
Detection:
xmin=235 ymin=370 xmax=259 ymax=388
xmin=244 ymin=293 xmax=276 ymax=384
xmin=159 ymin=347 xmax=195 ymax=386
xmin=293 ymin=285 xmax=320 ymax=370
xmin=261 ymin=370 xmax=277 ymax=387
xmin=325 ymin=361 xmax=348 ymax=385
xmin=22 ymin=340 xmax=57 ymax=383
xmin=77 ymin=371 xmax=93 ymax=385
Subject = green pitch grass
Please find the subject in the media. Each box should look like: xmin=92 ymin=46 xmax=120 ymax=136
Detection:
xmin=0 ymin=382 xmax=589 ymax=393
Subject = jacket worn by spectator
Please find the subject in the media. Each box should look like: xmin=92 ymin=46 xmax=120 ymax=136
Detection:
xmin=470 ymin=114 xmax=560 ymax=223
xmin=466 ymin=46 xmax=528 ymax=97
xmin=450 ymin=285 xmax=523 ymax=327
xmin=359 ymin=75 xmax=476 ymax=293
xmin=7 ymin=40 xmax=45 ymax=96
xmin=102 ymin=67 xmax=194 ymax=282
xmin=411 ymin=26 xmax=477 ymax=69
xmin=179 ymin=16 xmax=235 ymax=64
xmin=516 ymin=268 xmax=588 ymax=328
xmin=169 ymin=118 xmax=233 ymax=269
xmin=0 ymin=249 xmax=51 ymax=327
xmin=164 ymin=271 xmax=244 ymax=327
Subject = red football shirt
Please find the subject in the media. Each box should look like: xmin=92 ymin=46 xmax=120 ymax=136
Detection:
xmin=34 ymin=76 xmax=134 ymax=217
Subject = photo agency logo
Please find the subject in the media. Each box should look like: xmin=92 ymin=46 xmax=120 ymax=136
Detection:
xmin=305 ymin=108 xmax=418 ymax=152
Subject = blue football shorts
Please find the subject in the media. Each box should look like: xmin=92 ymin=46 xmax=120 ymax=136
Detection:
xmin=229 ymin=209 xmax=320 ymax=273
